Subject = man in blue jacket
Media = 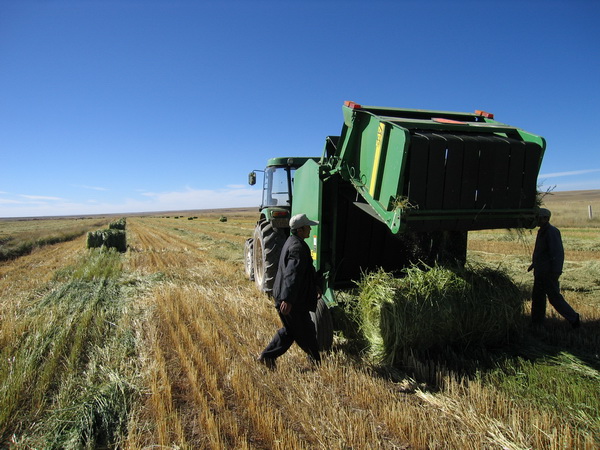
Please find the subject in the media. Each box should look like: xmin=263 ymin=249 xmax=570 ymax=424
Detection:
xmin=528 ymin=208 xmax=580 ymax=328
xmin=258 ymin=213 xmax=321 ymax=369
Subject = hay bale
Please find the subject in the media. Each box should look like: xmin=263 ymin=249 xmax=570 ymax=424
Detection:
xmin=86 ymin=231 xmax=104 ymax=249
xmin=102 ymin=229 xmax=127 ymax=252
xmin=354 ymin=265 xmax=522 ymax=365
xmin=108 ymin=218 xmax=126 ymax=230
xmin=86 ymin=229 xmax=126 ymax=252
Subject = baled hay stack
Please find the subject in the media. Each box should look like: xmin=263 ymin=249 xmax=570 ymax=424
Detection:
xmin=102 ymin=229 xmax=127 ymax=252
xmin=108 ymin=218 xmax=127 ymax=230
xmin=355 ymin=265 xmax=522 ymax=366
xmin=87 ymin=229 xmax=127 ymax=253
xmin=86 ymin=230 xmax=104 ymax=249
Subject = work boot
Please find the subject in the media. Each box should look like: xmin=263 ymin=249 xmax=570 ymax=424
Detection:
xmin=257 ymin=355 xmax=276 ymax=370
xmin=571 ymin=314 xmax=581 ymax=329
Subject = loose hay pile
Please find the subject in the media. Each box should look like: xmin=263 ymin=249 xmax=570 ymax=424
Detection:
xmin=353 ymin=265 xmax=523 ymax=365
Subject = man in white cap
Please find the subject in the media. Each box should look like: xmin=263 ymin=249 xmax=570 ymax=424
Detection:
xmin=258 ymin=213 xmax=321 ymax=368
xmin=528 ymin=208 xmax=580 ymax=328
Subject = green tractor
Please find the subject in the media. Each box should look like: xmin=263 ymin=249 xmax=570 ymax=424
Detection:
xmin=245 ymin=101 xmax=545 ymax=351
xmin=244 ymin=157 xmax=319 ymax=292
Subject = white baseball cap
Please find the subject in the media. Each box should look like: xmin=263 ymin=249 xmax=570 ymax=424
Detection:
xmin=289 ymin=213 xmax=319 ymax=230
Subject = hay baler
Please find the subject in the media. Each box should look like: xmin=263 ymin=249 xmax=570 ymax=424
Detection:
xmin=245 ymin=101 xmax=545 ymax=350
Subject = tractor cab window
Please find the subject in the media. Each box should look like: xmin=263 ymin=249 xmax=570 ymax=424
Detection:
xmin=262 ymin=166 xmax=294 ymax=207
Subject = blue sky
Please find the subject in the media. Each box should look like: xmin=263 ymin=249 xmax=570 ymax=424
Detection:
xmin=1 ymin=0 xmax=599 ymax=218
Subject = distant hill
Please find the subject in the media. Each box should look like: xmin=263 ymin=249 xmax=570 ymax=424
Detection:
xmin=542 ymin=190 xmax=600 ymax=204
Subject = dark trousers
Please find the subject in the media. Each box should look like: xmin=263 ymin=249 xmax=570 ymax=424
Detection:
xmin=531 ymin=272 xmax=578 ymax=324
xmin=261 ymin=308 xmax=320 ymax=363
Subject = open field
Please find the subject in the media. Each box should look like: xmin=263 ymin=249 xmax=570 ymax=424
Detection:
xmin=539 ymin=189 xmax=600 ymax=228
xmin=0 ymin=192 xmax=598 ymax=448
xmin=0 ymin=217 xmax=109 ymax=261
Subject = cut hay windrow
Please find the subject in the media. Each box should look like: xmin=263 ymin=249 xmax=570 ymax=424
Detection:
xmin=354 ymin=265 xmax=523 ymax=366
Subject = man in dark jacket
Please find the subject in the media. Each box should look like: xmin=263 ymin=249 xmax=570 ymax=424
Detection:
xmin=258 ymin=213 xmax=321 ymax=368
xmin=528 ymin=208 xmax=580 ymax=328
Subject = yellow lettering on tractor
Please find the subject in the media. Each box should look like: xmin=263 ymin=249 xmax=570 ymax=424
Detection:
xmin=369 ymin=122 xmax=385 ymax=197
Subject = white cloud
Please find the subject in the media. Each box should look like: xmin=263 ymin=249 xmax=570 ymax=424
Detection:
xmin=73 ymin=184 xmax=108 ymax=191
xmin=140 ymin=186 xmax=260 ymax=210
xmin=20 ymin=195 xmax=65 ymax=201
xmin=540 ymin=179 xmax=600 ymax=192
xmin=539 ymin=169 xmax=600 ymax=178
xmin=1 ymin=186 xmax=261 ymax=218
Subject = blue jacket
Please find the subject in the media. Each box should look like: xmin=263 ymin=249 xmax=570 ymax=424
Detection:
xmin=532 ymin=223 xmax=564 ymax=274
xmin=272 ymin=234 xmax=318 ymax=312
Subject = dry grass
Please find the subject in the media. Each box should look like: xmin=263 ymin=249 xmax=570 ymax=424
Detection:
xmin=0 ymin=217 xmax=108 ymax=260
xmin=1 ymin=196 xmax=599 ymax=448
xmin=0 ymin=235 xmax=87 ymax=351
xmin=540 ymin=189 xmax=600 ymax=228
xmin=123 ymin=215 xmax=598 ymax=448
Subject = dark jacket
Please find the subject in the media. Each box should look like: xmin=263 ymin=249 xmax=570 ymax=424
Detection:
xmin=272 ymin=234 xmax=318 ymax=312
xmin=532 ymin=223 xmax=564 ymax=274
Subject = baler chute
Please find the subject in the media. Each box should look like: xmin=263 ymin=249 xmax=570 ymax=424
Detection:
xmin=326 ymin=101 xmax=545 ymax=234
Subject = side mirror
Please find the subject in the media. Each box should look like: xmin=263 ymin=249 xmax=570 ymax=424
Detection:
xmin=248 ymin=171 xmax=257 ymax=186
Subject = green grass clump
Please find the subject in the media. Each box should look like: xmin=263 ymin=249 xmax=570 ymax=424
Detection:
xmin=0 ymin=249 xmax=141 ymax=447
xmin=353 ymin=265 xmax=523 ymax=365
xmin=65 ymin=248 xmax=123 ymax=281
xmin=481 ymin=351 xmax=600 ymax=439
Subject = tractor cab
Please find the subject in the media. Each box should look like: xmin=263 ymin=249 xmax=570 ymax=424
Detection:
xmin=248 ymin=157 xmax=318 ymax=229
xmin=261 ymin=165 xmax=292 ymax=208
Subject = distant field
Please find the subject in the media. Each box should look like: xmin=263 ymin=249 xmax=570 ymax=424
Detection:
xmin=543 ymin=189 xmax=600 ymax=203
xmin=0 ymin=217 xmax=109 ymax=261
xmin=1 ymin=189 xmax=597 ymax=226
xmin=1 ymin=192 xmax=598 ymax=447
xmin=541 ymin=189 xmax=600 ymax=228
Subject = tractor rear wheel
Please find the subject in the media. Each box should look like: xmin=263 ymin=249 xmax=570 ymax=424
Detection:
xmin=311 ymin=297 xmax=333 ymax=352
xmin=244 ymin=238 xmax=254 ymax=281
xmin=253 ymin=221 xmax=285 ymax=293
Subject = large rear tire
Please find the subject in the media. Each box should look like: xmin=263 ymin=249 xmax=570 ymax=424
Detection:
xmin=253 ymin=221 xmax=285 ymax=293
xmin=244 ymin=238 xmax=254 ymax=281
xmin=311 ymin=297 xmax=333 ymax=352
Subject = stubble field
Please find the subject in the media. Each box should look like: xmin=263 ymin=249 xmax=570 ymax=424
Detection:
xmin=0 ymin=191 xmax=598 ymax=448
